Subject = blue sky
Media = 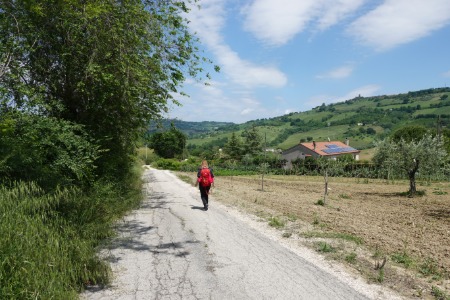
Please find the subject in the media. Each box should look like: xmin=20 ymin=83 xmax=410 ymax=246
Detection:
xmin=167 ymin=0 xmax=450 ymax=124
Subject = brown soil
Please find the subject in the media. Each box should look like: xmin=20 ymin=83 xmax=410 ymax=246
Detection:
xmin=181 ymin=173 xmax=450 ymax=299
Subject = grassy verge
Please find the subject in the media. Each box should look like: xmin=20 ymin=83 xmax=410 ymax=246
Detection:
xmin=0 ymin=163 xmax=143 ymax=299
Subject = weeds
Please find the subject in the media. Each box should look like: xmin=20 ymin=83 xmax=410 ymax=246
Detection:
xmin=345 ymin=252 xmax=357 ymax=264
xmin=432 ymin=188 xmax=448 ymax=195
xmin=282 ymin=232 xmax=292 ymax=238
xmin=303 ymin=231 xmax=363 ymax=245
xmin=268 ymin=217 xmax=285 ymax=228
xmin=431 ymin=286 xmax=450 ymax=300
xmin=316 ymin=199 xmax=325 ymax=206
xmin=338 ymin=193 xmax=351 ymax=199
xmin=391 ymin=251 xmax=414 ymax=268
xmin=376 ymin=268 xmax=385 ymax=283
xmin=312 ymin=215 xmax=320 ymax=225
xmin=0 ymin=166 xmax=143 ymax=298
xmin=316 ymin=242 xmax=335 ymax=253
xmin=419 ymin=258 xmax=442 ymax=280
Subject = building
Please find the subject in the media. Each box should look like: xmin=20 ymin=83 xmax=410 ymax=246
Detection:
xmin=282 ymin=140 xmax=360 ymax=169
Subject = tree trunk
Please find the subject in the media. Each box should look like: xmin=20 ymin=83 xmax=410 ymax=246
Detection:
xmin=323 ymin=170 xmax=328 ymax=204
xmin=408 ymin=160 xmax=420 ymax=197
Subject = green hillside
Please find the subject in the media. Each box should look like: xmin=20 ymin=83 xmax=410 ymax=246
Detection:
xmin=171 ymin=87 xmax=450 ymax=152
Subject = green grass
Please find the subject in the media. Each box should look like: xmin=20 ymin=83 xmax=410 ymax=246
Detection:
xmin=316 ymin=241 xmax=335 ymax=253
xmin=303 ymin=231 xmax=364 ymax=245
xmin=268 ymin=216 xmax=285 ymax=228
xmin=431 ymin=286 xmax=450 ymax=300
xmin=345 ymin=252 xmax=357 ymax=264
xmin=391 ymin=251 xmax=414 ymax=268
xmin=0 ymin=164 xmax=143 ymax=298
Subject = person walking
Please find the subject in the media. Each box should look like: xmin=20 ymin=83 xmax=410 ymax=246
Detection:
xmin=195 ymin=160 xmax=214 ymax=211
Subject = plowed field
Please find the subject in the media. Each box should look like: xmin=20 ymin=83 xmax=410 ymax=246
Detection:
xmin=181 ymin=172 xmax=450 ymax=299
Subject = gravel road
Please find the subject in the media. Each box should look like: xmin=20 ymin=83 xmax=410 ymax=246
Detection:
xmin=81 ymin=168 xmax=403 ymax=300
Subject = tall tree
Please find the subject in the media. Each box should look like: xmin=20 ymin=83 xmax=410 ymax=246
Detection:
xmin=224 ymin=132 xmax=242 ymax=160
xmin=241 ymin=126 xmax=262 ymax=156
xmin=0 ymin=0 xmax=212 ymax=178
xmin=150 ymin=125 xmax=186 ymax=159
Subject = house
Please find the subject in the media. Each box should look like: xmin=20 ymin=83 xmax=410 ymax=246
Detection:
xmin=282 ymin=140 xmax=360 ymax=169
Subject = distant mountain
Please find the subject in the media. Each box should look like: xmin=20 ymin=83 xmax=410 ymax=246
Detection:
xmin=158 ymin=87 xmax=450 ymax=151
xmin=148 ymin=119 xmax=235 ymax=137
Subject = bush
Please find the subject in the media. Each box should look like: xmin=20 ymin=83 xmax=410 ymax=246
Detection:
xmin=0 ymin=113 xmax=99 ymax=189
xmin=153 ymin=158 xmax=182 ymax=170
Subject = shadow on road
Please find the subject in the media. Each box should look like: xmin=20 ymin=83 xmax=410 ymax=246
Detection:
xmin=191 ymin=206 xmax=205 ymax=210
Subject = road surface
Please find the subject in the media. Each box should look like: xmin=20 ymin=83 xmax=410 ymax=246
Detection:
xmin=82 ymin=168 xmax=402 ymax=300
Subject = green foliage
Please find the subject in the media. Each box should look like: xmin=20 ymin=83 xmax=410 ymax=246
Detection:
xmin=150 ymin=125 xmax=187 ymax=159
xmin=391 ymin=251 xmax=414 ymax=268
xmin=153 ymin=158 xmax=182 ymax=170
xmin=0 ymin=170 xmax=142 ymax=298
xmin=374 ymin=134 xmax=447 ymax=196
xmin=241 ymin=126 xmax=262 ymax=155
xmin=316 ymin=242 xmax=335 ymax=253
xmin=431 ymin=286 xmax=450 ymax=300
xmin=0 ymin=113 xmax=99 ymax=189
xmin=391 ymin=125 xmax=428 ymax=142
xmin=419 ymin=258 xmax=442 ymax=279
xmin=1 ymin=0 xmax=212 ymax=180
xmin=224 ymin=132 xmax=243 ymax=160
xmin=345 ymin=252 xmax=357 ymax=264
xmin=268 ymin=216 xmax=285 ymax=228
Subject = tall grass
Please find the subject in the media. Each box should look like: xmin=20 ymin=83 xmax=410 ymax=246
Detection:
xmin=0 ymin=164 xmax=143 ymax=299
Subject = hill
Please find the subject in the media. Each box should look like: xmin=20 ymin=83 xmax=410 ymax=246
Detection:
xmin=159 ymin=87 xmax=450 ymax=153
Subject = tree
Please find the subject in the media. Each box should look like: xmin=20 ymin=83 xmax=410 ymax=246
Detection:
xmin=373 ymin=134 xmax=446 ymax=197
xmin=0 ymin=0 xmax=212 ymax=179
xmin=241 ymin=126 xmax=262 ymax=156
xmin=316 ymin=157 xmax=345 ymax=204
xmin=391 ymin=125 xmax=427 ymax=142
xmin=224 ymin=132 xmax=242 ymax=160
xmin=150 ymin=125 xmax=186 ymax=159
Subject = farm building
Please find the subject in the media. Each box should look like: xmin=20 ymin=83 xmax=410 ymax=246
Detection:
xmin=282 ymin=140 xmax=360 ymax=169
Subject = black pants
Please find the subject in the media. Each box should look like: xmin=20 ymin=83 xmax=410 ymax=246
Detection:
xmin=199 ymin=185 xmax=211 ymax=209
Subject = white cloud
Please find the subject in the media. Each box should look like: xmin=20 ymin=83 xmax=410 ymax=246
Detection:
xmin=316 ymin=0 xmax=365 ymax=31
xmin=187 ymin=0 xmax=287 ymax=88
xmin=334 ymin=85 xmax=381 ymax=102
xmin=306 ymin=84 xmax=381 ymax=108
xmin=348 ymin=0 xmax=450 ymax=51
xmin=443 ymin=70 xmax=450 ymax=77
xmin=316 ymin=65 xmax=354 ymax=79
xmin=242 ymin=0 xmax=319 ymax=46
xmin=241 ymin=0 xmax=364 ymax=46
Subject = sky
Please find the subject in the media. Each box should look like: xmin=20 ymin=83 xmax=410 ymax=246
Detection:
xmin=167 ymin=0 xmax=450 ymax=124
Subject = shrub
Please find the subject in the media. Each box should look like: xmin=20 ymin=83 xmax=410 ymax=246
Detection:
xmin=0 ymin=113 xmax=99 ymax=189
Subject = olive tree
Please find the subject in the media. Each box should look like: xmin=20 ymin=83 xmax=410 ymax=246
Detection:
xmin=373 ymin=134 xmax=446 ymax=197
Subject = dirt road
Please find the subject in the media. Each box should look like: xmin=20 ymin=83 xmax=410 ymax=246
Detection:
xmin=82 ymin=168 xmax=402 ymax=300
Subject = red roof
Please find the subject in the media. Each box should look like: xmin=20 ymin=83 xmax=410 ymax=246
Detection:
xmin=301 ymin=141 xmax=360 ymax=156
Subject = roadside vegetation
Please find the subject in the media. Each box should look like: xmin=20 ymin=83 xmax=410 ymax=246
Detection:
xmin=0 ymin=1 xmax=212 ymax=298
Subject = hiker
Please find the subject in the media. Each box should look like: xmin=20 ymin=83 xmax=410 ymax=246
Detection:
xmin=195 ymin=160 xmax=214 ymax=211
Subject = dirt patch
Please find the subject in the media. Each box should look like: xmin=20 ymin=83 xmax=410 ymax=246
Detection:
xmin=180 ymin=172 xmax=450 ymax=299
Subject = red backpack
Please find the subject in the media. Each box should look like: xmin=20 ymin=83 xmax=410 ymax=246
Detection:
xmin=199 ymin=168 xmax=212 ymax=187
